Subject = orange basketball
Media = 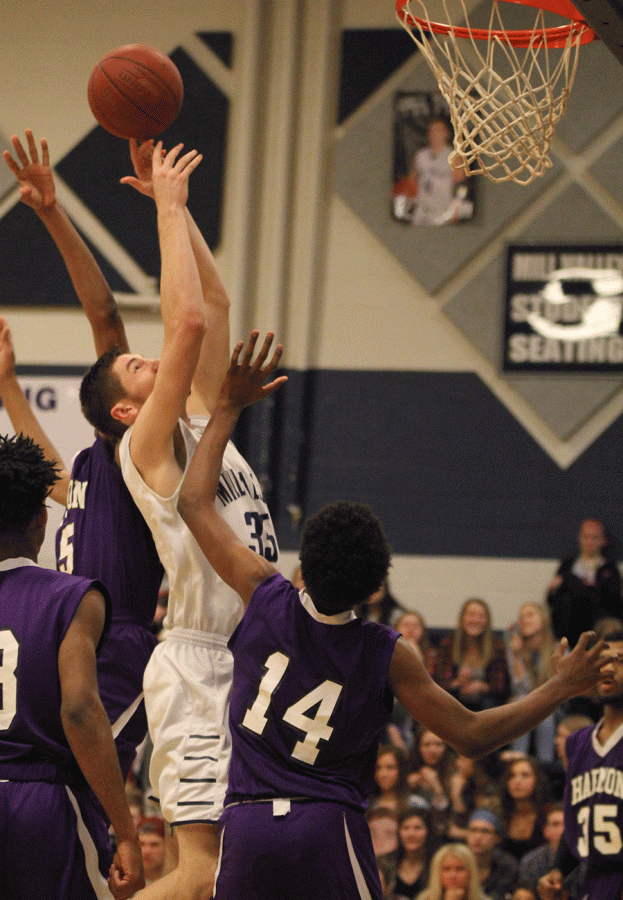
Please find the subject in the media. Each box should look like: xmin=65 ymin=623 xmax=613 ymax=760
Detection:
xmin=88 ymin=44 xmax=183 ymax=140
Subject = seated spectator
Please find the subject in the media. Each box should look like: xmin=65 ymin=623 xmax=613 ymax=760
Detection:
xmin=407 ymin=726 xmax=454 ymax=833
xmin=553 ymin=715 xmax=595 ymax=771
xmin=125 ymin=783 xmax=145 ymax=828
xmin=372 ymin=744 xmax=412 ymax=813
xmin=545 ymin=713 xmax=594 ymax=800
xmin=506 ymin=603 xmax=557 ymax=762
xmin=465 ymin=808 xmax=518 ymax=900
xmin=357 ymin=577 xmax=405 ymax=625
xmin=389 ymin=612 xmax=439 ymax=750
xmin=436 ymin=598 xmax=510 ymax=712
xmin=368 ymin=806 xmax=400 ymax=859
xmin=498 ymin=757 xmax=551 ymax=861
xmin=395 ymin=611 xmax=438 ymax=677
xmin=518 ymin=802 xmax=585 ymax=900
xmin=447 ymin=754 xmax=503 ymax=840
xmin=517 ymin=803 xmax=559 ymax=894
xmin=546 ymin=518 xmax=621 ymax=647
xmin=415 ymin=842 xmax=492 ymax=900
xmin=379 ymin=808 xmax=437 ymax=900
xmin=378 ymin=853 xmax=397 ymax=898
xmin=138 ymin=816 xmax=167 ymax=886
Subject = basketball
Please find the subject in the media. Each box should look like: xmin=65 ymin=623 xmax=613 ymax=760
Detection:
xmin=88 ymin=44 xmax=183 ymax=141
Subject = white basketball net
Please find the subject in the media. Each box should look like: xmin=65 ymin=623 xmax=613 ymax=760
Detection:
xmin=397 ymin=0 xmax=588 ymax=184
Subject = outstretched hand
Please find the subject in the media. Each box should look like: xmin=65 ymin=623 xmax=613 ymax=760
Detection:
xmin=219 ymin=331 xmax=288 ymax=413
xmin=0 ymin=317 xmax=16 ymax=382
xmin=151 ymin=141 xmax=202 ymax=209
xmin=552 ymin=631 xmax=609 ymax=697
xmin=3 ymin=130 xmax=56 ymax=212
xmin=119 ymin=138 xmax=160 ymax=198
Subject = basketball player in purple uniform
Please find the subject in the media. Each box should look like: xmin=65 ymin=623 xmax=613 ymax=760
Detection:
xmin=539 ymin=624 xmax=623 ymax=900
xmin=177 ymin=331 xmax=611 ymax=900
xmin=0 ymin=433 xmax=143 ymax=900
xmin=1 ymin=130 xmax=170 ymax=778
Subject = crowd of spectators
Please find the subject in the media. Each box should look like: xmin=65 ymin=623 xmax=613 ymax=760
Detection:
xmin=360 ymin=517 xmax=623 ymax=900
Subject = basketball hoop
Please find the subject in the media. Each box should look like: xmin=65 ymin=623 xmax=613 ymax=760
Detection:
xmin=396 ymin=0 xmax=597 ymax=183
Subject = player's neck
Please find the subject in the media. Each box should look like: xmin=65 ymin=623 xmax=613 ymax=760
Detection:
xmin=0 ymin=538 xmax=38 ymax=564
xmin=597 ymin=705 xmax=623 ymax=742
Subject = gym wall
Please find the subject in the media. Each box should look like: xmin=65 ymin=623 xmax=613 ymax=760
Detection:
xmin=1 ymin=0 xmax=622 ymax=627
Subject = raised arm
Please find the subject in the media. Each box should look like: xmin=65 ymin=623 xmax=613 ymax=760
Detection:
xmin=121 ymin=139 xmax=230 ymax=413
xmin=4 ymin=130 xmax=128 ymax=357
xmin=0 ymin=318 xmax=70 ymax=505
xmin=389 ymin=631 xmax=608 ymax=759
xmin=59 ymin=588 xmax=143 ymax=899
xmin=178 ymin=332 xmax=287 ymax=605
xmin=122 ymin=143 xmax=206 ymax=494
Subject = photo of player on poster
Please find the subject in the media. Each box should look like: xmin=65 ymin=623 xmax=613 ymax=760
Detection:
xmin=392 ymin=91 xmax=475 ymax=227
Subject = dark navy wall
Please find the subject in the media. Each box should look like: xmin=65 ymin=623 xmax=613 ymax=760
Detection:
xmin=240 ymin=369 xmax=623 ymax=559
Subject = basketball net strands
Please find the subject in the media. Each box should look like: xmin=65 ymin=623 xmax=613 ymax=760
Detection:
xmin=396 ymin=0 xmax=597 ymax=184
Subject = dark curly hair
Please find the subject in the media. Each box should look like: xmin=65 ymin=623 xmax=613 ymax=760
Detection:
xmin=600 ymin=623 xmax=623 ymax=644
xmin=79 ymin=346 xmax=126 ymax=440
xmin=0 ymin=434 xmax=60 ymax=533
xmin=299 ymin=501 xmax=391 ymax=615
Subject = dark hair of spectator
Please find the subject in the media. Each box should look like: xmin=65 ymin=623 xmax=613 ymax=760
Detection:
xmin=500 ymin=756 xmax=551 ymax=820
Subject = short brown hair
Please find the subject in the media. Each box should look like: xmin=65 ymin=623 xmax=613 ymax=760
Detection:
xmin=79 ymin=346 xmax=127 ymax=440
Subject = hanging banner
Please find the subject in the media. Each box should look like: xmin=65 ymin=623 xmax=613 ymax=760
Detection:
xmin=0 ymin=367 xmax=94 ymax=568
xmin=503 ymin=244 xmax=623 ymax=372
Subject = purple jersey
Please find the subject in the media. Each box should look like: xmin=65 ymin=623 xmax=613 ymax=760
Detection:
xmin=226 ymin=573 xmax=399 ymax=810
xmin=56 ymin=435 xmax=163 ymax=624
xmin=55 ymin=436 xmax=163 ymax=772
xmin=0 ymin=559 xmax=109 ymax=785
xmin=563 ymin=723 xmax=623 ymax=900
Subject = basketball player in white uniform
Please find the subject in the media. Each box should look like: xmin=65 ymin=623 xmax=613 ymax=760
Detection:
xmin=79 ymin=140 xmax=278 ymax=900
xmin=412 ymin=117 xmax=468 ymax=226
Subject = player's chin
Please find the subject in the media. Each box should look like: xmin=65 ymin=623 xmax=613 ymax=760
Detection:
xmin=597 ymin=681 xmax=623 ymax=701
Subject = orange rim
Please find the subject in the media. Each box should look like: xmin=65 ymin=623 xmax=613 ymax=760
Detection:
xmin=396 ymin=0 xmax=596 ymax=47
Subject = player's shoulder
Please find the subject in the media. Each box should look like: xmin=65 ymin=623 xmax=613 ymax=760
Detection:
xmin=118 ymin=424 xmax=133 ymax=461
xmin=566 ymin=722 xmax=596 ymax=754
xmin=35 ymin=565 xmax=102 ymax=593
xmin=250 ymin=571 xmax=294 ymax=608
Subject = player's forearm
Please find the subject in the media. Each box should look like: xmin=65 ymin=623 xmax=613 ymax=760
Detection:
xmin=180 ymin=397 xmax=239 ymax=516
xmin=179 ymin=395 xmax=275 ymax=604
xmin=461 ymin=674 xmax=571 ymax=757
xmin=183 ymin=207 xmax=229 ymax=310
xmin=0 ymin=375 xmax=69 ymax=504
xmin=61 ymin=692 xmax=137 ymax=842
xmin=157 ymin=205 xmax=206 ymax=332
xmin=35 ymin=202 xmax=128 ymax=356
xmin=182 ymin=209 xmax=231 ymax=412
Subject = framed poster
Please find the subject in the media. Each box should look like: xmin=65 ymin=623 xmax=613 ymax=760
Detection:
xmin=392 ymin=90 xmax=475 ymax=227
xmin=503 ymin=244 xmax=623 ymax=372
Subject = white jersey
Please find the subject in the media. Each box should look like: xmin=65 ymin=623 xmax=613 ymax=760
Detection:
xmin=413 ymin=146 xmax=455 ymax=226
xmin=119 ymin=416 xmax=278 ymax=637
